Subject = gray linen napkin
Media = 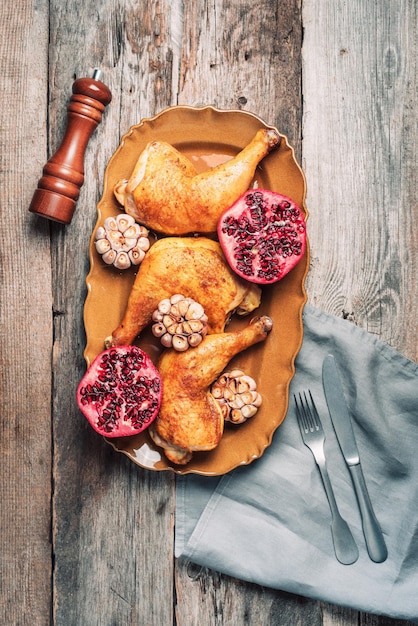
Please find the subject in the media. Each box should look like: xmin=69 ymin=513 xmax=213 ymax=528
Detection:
xmin=175 ymin=304 xmax=418 ymax=623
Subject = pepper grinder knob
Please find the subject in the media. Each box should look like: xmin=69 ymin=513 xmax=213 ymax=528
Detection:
xmin=29 ymin=69 xmax=112 ymax=224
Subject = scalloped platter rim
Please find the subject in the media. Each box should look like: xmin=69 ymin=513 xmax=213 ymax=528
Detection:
xmin=83 ymin=105 xmax=309 ymax=476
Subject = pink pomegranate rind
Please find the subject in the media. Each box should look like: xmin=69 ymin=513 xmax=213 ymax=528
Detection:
xmin=217 ymin=189 xmax=306 ymax=285
xmin=76 ymin=346 xmax=162 ymax=438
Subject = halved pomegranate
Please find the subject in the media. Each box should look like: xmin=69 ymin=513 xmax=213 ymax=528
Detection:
xmin=76 ymin=346 xmax=162 ymax=438
xmin=217 ymin=189 xmax=306 ymax=284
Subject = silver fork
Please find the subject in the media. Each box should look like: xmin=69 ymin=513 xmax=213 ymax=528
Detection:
xmin=294 ymin=391 xmax=359 ymax=565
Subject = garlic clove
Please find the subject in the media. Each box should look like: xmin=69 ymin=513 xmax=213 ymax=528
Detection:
xmin=170 ymin=304 xmax=181 ymax=320
xmin=138 ymin=225 xmax=149 ymax=237
xmin=101 ymin=249 xmax=117 ymax=265
xmin=219 ymin=404 xmax=231 ymax=420
xmin=128 ymin=247 xmax=146 ymax=265
xmin=230 ymin=409 xmax=246 ymax=424
xmin=158 ymin=299 xmax=172 ymax=314
xmin=240 ymin=391 xmax=261 ymax=406
xmin=160 ymin=333 xmax=173 ymax=348
xmin=188 ymin=333 xmax=203 ymax=347
xmin=137 ymin=237 xmax=151 ymax=252
xmin=172 ymin=335 xmax=189 ymax=351
xmin=181 ymin=321 xmax=193 ymax=335
xmin=211 ymin=385 xmax=224 ymax=399
xmin=152 ymin=322 xmax=167 ymax=337
xmin=122 ymin=237 xmax=139 ymax=250
xmin=95 ymin=226 xmax=106 ymax=240
xmin=107 ymin=230 xmax=124 ymax=249
xmin=229 ymin=369 xmax=245 ymax=378
xmin=114 ymin=251 xmax=131 ymax=270
xmin=160 ymin=309 xmax=174 ymax=328
xmin=104 ymin=216 xmax=118 ymax=231
xmin=188 ymin=319 xmax=203 ymax=333
xmin=236 ymin=375 xmax=257 ymax=393
xmin=251 ymin=392 xmax=262 ymax=407
xmin=223 ymin=388 xmax=236 ymax=401
xmin=185 ymin=301 xmax=205 ymax=320
xmin=228 ymin=395 xmax=245 ymax=409
xmin=177 ymin=299 xmax=190 ymax=318
xmin=123 ymin=224 xmax=141 ymax=239
xmin=241 ymin=404 xmax=259 ymax=419
xmin=116 ymin=214 xmax=135 ymax=233
xmin=95 ymin=238 xmax=111 ymax=255
xmin=152 ymin=310 xmax=163 ymax=322
xmin=170 ymin=294 xmax=185 ymax=305
xmin=216 ymin=374 xmax=229 ymax=388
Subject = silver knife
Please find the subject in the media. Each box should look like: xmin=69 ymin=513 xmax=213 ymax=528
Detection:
xmin=322 ymin=354 xmax=388 ymax=563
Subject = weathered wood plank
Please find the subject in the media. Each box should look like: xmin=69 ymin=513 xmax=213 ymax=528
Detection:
xmin=177 ymin=0 xmax=303 ymax=160
xmin=303 ymin=0 xmax=418 ymax=363
xmin=48 ymin=1 xmax=177 ymax=624
xmin=0 ymin=1 xmax=52 ymax=624
xmin=176 ymin=564 xmax=324 ymax=626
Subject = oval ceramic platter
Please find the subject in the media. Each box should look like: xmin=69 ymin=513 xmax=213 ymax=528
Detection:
xmin=83 ymin=105 xmax=309 ymax=476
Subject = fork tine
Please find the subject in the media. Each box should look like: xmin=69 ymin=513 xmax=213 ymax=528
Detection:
xmin=300 ymin=392 xmax=312 ymax=431
xmin=307 ymin=390 xmax=321 ymax=430
xmin=293 ymin=393 xmax=305 ymax=432
xmin=295 ymin=391 xmax=321 ymax=433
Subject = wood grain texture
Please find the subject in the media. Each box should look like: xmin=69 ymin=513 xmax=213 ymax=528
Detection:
xmin=0 ymin=0 xmax=416 ymax=624
xmin=0 ymin=1 xmax=52 ymax=624
xmin=303 ymin=0 xmax=418 ymax=362
xmin=177 ymin=0 xmax=303 ymax=158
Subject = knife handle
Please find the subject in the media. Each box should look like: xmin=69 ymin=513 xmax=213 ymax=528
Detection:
xmin=319 ymin=466 xmax=359 ymax=565
xmin=349 ymin=464 xmax=388 ymax=563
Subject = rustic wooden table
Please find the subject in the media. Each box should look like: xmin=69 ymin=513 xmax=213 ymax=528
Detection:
xmin=1 ymin=0 xmax=417 ymax=624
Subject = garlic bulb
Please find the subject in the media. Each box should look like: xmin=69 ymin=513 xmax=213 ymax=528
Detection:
xmin=211 ymin=369 xmax=262 ymax=424
xmin=151 ymin=294 xmax=208 ymax=351
xmin=94 ymin=213 xmax=150 ymax=270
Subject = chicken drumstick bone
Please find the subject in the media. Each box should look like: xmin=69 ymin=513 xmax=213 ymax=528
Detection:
xmin=150 ymin=315 xmax=273 ymax=465
xmin=114 ymin=128 xmax=281 ymax=235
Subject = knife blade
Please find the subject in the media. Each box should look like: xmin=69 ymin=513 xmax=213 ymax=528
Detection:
xmin=322 ymin=354 xmax=388 ymax=563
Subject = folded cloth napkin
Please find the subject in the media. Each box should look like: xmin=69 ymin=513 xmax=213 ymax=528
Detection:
xmin=175 ymin=304 xmax=418 ymax=623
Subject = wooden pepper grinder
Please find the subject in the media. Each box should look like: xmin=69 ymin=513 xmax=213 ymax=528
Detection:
xmin=29 ymin=69 xmax=112 ymax=224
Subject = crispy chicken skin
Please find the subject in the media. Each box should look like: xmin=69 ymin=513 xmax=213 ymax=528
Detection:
xmin=107 ymin=237 xmax=261 ymax=348
xmin=149 ymin=315 xmax=273 ymax=464
xmin=114 ymin=128 xmax=281 ymax=235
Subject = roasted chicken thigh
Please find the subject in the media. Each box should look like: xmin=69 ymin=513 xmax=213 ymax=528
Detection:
xmin=107 ymin=236 xmax=261 ymax=348
xmin=150 ymin=315 xmax=273 ymax=464
xmin=114 ymin=128 xmax=280 ymax=235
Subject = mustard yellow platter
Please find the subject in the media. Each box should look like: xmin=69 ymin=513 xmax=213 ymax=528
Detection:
xmin=83 ymin=105 xmax=309 ymax=476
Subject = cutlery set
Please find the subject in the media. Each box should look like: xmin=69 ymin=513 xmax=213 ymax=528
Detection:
xmin=294 ymin=354 xmax=388 ymax=565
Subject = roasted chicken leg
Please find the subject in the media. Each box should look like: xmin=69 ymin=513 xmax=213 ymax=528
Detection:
xmin=149 ymin=315 xmax=273 ymax=464
xmin=107 ymin=236 xmax=261 ymax=347
xmin=114 ymin=128 xmax=281 ymax=235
